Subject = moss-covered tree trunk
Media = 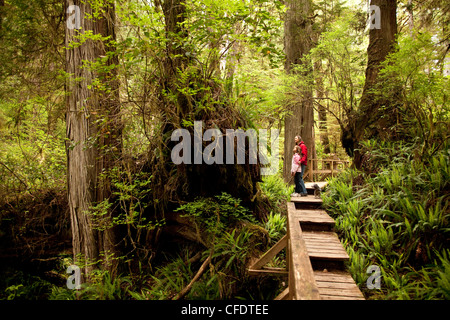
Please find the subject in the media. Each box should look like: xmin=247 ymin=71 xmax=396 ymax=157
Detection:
xmin=315 ymin=60 xmax=331 ymax=155
xmin=65 ymin=0 xmax=122 ymax=277
xmin=148 ymin=0 xmax=264 ymax=230
xmin=0 ymin=0 xmax=4 ymax=33
xmin=283 ymin=0 xmax=315 ymax=182
xmin=341 ymin=0 xmax=398 ymax=166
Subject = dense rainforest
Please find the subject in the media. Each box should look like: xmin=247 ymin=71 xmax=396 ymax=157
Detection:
xmin=0 ymin=0 xmax=448 ymax=302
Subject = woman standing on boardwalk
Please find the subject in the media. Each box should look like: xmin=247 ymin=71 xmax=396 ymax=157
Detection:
xmin=294 ymin=136 xmax=308 ymax=197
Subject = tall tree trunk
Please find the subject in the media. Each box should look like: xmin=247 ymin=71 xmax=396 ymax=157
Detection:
xmin=407 ymin=0 xmax=414 ymax=36
xmin=65 ymin=0 xmax=122 ymax=277
xmin=283 ymin=0 xmax=315 ymax=182
xmin=315 ymin=60 xmax=330 ymax=155
xmin=341 ymin=0 xmax=397 ymax=166
xmin=151 ymin=0 xmax=263 ymax=223
xmin=160 ymin=0 xmax=189 ymax=119
xmin=0 ymin=0 xmax=4 ymax=33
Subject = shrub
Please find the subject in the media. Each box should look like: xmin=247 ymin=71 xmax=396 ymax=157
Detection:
xmin=258 ymin=174 xmax=290 ymax=215
xmin=323 ymin=140 xmax=449 ymax=299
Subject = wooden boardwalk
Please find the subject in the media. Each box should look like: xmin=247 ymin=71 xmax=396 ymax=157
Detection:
xmin=249 ymin=182 xmax=364 ymax=300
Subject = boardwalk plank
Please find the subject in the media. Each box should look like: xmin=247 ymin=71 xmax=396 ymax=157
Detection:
xmin=305 ymin=182 xmax=328 ymax=190
xmin=307 ymin=249 xmax=348 ymax=256
xmin=320 ymin=294 xmax=362 ymax=300
xmin=309 ymin=253 xmax=349 ymax=260
xmin=314 ymin=275 xmax=356 ymax=283
xmin=302 ymin=231 xmax=340 ymax=238
xmin=302 ymin=231 xmax=349 ymax=261
xmin=317 ymin=288 xmax=364 ymax=299
xmin=269 ymin=188 xmax=365 ymax=300
xmin=290 ymin=196 xmax=323 ymax=204
xmin=314 ymin=271 xmax=364 ymax=300
xmin=292 ymin=209 xmax=335 ymax=225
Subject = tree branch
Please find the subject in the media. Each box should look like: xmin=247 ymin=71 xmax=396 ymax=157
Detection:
xmin=172 ymin=251 xmax=212 ymax=300
xmin=0 ymin=160 xmax=29 ymax=191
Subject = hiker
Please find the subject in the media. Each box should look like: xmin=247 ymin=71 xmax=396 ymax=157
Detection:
xmin=291 ymin=145 xmax=302 ymax=197
xmin=295 ymin=136 xmax=308 ymax=197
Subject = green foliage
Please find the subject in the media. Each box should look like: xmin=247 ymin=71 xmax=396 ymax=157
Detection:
xmin=310 ymin=7 xmax=367 ymax=104
xmin=286 ymin=5 xmax=367 ymax=156
xmin=175 ymin=192 xmax=257 ymax=243
xmin=0 ymin=0 xmax=66 ymax=199
xmin=264 ymin=212 xmax=286 ymax=243
xmin=3 ymin=0 xmax=448 ymax=302
xmin=90 ymin=168 xmax=156 ymax=231
xmin=323 ymin=140 xmax=450 ymax=299
xmin=233 ymin=64 xmax=285 ymax=128
xmin=143 ymin=253 xmax=197 ymax=300
xmin=183 ymin=0 xmax=285 ymax=68
xmin=259 ymin=174 xmax=290 ymax=213
xmin=48 ymin=270 xmax=132 ymax=300
xmin=213 ymin=228 xmax=256 ymax=274
xmin=0 ymin=98 xmax=66 ymax=199
xmin=79 ymin=271 xmax=132 ymax=300
xmin=129 ymin=193 xmax=275 ymax=300
xmin=378 ymin=32 xmax=449 ymax=148
xmin=0 ymin=270 xmax=53 ymax=300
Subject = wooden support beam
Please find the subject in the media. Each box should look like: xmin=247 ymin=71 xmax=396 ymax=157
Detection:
xmin=248 ymin=268 xmax=288 ymax=276
xmin=290 ymin=196 xmax=323 ymax=204
xmin=251 ymin=189 xmax=364 ymax=301
xmin=249 ymin=235 xmax=287 ymax=271
xmin=274 ymin=287 xmax=290 ymax=300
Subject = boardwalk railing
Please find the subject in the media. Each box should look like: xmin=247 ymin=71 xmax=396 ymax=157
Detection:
xmin=248 ymin=182 xmax=365 ymax=300
xmin=286 ymin=201 xmax=320 ymax=299
xmin=305 ymin=158 xmax=350 ymax=181
xmin=247 ymin=202 xmax=320 ymax=299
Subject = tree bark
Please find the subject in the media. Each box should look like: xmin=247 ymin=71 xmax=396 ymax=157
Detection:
xmin=407 ymin=0 xmax=414 ymax=37
xmin=315 ymin=60 xmax=330 ymax=155
xmin=65 ymin=0 xmax=122 ymax=277
xmin=283 ymin=0 xmax=315 ymax=182
xmin=341 ymin=0 xmax=397 ymax=166
xmin=150 ymin=0 xmax=263 ymax=221
xmin=0 ymin=0 xmax=4 ymax=33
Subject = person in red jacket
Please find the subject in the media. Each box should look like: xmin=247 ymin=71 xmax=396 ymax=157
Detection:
xmin=294 ymin=136 xmax=308 ymax=196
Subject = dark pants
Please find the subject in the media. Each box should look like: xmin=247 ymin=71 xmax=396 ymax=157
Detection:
xmin=294 ymin=172 xmax=301 ymax=194
xmin=299 ymin=164 xmax=307 ymax=195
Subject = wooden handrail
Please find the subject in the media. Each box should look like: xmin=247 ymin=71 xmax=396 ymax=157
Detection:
xmin=308 ymin=158 xmax=350 ymax=167
xmin=305 ymin=158 xmax=350 ymax=181
xmin=286 ymin=202 xmax=320 ymax=300
xmin=308 ymin=158 xmax=350 ymax=162
xmin=250 ymin=187 xmax=364 ymax=300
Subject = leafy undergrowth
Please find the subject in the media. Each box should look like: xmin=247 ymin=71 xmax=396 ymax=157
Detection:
xmin=323 ymin=140 xmax=450 ymax=300
xmin=1 ymin=175 xmax=290 ymax=300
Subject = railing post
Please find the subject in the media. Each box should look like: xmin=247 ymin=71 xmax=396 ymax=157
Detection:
xmin=331 ymin=159 xmax=334 ymax=177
